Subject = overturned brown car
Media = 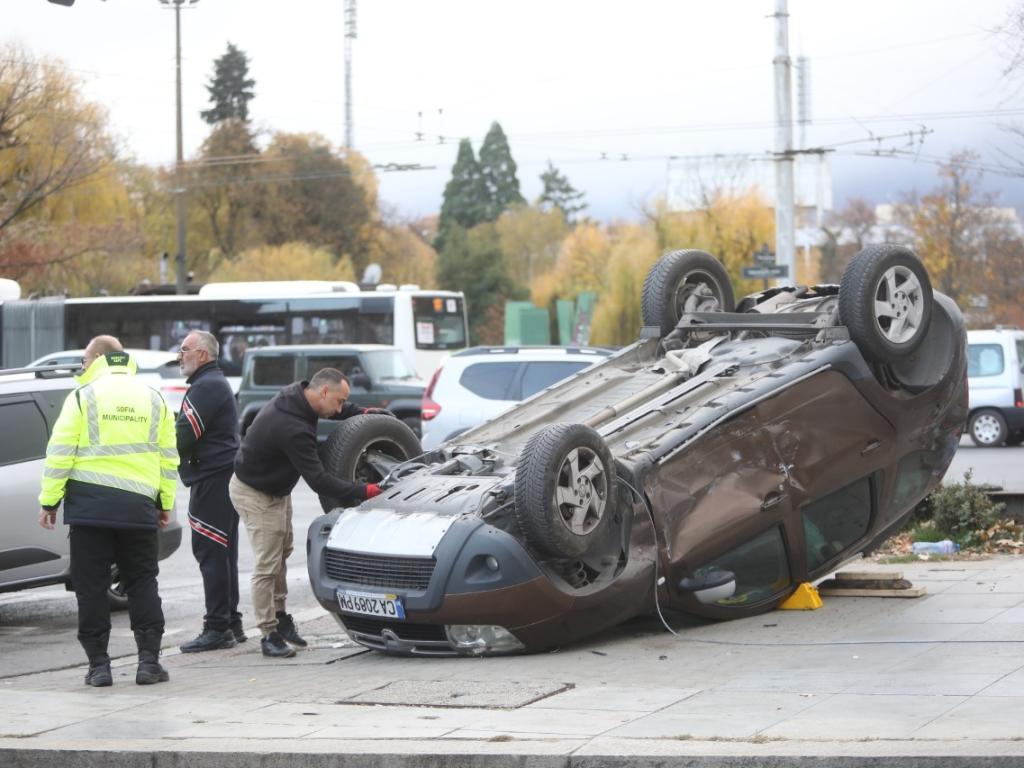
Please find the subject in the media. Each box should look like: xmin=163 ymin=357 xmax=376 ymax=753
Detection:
xmin=307 ymin=244 xmax=967 ymax=655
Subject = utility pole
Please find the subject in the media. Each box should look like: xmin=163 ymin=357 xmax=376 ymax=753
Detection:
xmin=772 ymin=0 xmax=795 ymax=285
xmin=344 ymin=0 xmax=357 ymax=150
xmin=159 ymin=0 xmax=198 ymax=295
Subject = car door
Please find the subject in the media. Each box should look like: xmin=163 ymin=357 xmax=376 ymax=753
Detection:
xmin=0 ymin=394 xmax=70 ymax=590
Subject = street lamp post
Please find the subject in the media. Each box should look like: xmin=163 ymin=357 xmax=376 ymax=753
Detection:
xmin=159 ymin=0 xmax=198 ymax=295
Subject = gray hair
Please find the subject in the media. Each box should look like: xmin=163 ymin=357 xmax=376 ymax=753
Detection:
xmin=189 ymin=330 xmax=219 ymax=358
xmin=309 ymin=367 xmax=348 ymax=389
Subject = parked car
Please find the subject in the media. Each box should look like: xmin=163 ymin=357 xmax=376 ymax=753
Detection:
xmin=28 ymin=348 xmax=186 ymax=412
xmin=420 ymin=346 xmax=612 ymax=450
xmin=304 ymin=245 xmax=966 ymax=656
xmin=236 ymin=344 xmax=426 ymax=439
xmin=0 ymin=366 xmax=182 ymax=609
xmin=965 ymin=328 xmax=1024 ymax=446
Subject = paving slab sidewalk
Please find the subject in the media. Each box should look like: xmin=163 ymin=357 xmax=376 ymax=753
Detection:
xmin=1 ymin=556 xmax=1023 ymax=768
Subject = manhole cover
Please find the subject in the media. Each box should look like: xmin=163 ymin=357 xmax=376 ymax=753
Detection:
xmin=341 ymin=680 xmax=572 ymax=709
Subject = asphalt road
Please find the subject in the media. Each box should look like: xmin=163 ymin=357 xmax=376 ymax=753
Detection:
xmin=0 ymin=481 xmax=327 ymax=679
xmin=1 ymin=439 xmax=1020 ymax=680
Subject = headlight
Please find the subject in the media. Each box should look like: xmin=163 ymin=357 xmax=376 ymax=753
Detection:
xmin=445 ymin=624 xmax=524 ymax=654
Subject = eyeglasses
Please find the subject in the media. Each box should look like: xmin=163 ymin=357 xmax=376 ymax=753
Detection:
xmin=178 ymin=346 xmax=198 ymax=355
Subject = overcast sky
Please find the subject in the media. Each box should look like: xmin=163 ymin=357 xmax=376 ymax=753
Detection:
xmin=9 ymin=0 xmax=1024 ymax=220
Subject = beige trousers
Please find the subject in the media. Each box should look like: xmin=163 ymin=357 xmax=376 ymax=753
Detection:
xmin=229 ymin=474 xmax=293 ymax=637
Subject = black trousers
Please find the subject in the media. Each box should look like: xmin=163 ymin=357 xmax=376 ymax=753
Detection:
xmin=70 ymin=525 xmax=164 ymax=649
xmin=188 ymin=468 xmax=241 ymax=632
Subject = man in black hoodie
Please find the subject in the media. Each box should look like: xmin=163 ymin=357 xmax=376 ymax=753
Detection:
xmin=176 ymin=330 xmax=244 ymax=653
xmin=229 ymin=367 xmax=383 ymax=658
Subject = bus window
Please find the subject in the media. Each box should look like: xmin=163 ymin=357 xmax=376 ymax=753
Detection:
xmin=288 ymin=297 xmax=394 ymax=345
xmin=66 ymin=302 xmax=210 ymax=352
xmin=412 ymin=296 xmax=466 ymax=350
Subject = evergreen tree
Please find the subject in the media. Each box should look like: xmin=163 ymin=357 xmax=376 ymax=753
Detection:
xmin=478 ymin=121 xmax=524 ymax=220
xmin=435 ymin=138 xmax=486 ymax=251
xmin=538 ymin=160 xmax=587 ymax=224
xmin=201 ymin=43 xmax=256 ymax=125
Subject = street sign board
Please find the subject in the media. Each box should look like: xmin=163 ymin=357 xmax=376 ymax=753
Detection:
xmin=742 ymin=265 xmax=789 ymax=279
xmin=753 ymin=246 xmax=776 ymax=265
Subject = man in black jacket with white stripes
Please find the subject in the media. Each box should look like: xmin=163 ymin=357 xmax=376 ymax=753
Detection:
xmin=176 ymin=330 xmax=245 ymax=652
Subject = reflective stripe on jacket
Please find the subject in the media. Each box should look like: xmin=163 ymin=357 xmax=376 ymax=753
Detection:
xmin=39 ymin=351 xmax=179 ymax=528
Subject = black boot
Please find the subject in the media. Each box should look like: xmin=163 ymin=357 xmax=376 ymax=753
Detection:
xmin=275 ymin=611 xmax=307 ymax=648
xmin=134 ymin=629 xmax=169 ymax=685
xmin=180 ymin=627 xmax=236 ymax=653
xmin=80 ymin=632 xmax=112 ymax=687
xmin=261 ymin=631 xmax=296 ymax=658
xmin=229 ymin=616 xmax=247 ymax=644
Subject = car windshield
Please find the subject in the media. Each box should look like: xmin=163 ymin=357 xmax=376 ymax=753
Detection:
xmin=361 ymin=349 xmax=418 ymax=381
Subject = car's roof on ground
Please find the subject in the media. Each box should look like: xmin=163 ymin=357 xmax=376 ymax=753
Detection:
xmin=247 ymin=344 xmax=399 ymax=354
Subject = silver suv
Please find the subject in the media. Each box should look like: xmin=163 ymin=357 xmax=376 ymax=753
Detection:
xmin=420 ymin=346 xmax=611 ymax=450
xmin=0 ymin=366 xmax=182 ymax=608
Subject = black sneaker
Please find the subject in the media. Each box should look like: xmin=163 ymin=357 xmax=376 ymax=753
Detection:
xmin=261 ymin=631 xmax=296 ymax=658
xmin=179 ymin=628 xmax=237 ymax=653
xmin=84 ymin=663 xmax=112 ymax=687
xmin=275 ymin=612 xmax=308 ymax=648
xmin=229 ymin=623 xmax=248 ymax=644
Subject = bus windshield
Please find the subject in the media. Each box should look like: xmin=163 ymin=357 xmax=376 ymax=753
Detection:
xmin=412 ymin=295 xmax=466 ymax=351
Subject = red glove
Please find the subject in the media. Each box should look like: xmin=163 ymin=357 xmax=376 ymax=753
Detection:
xmin=366 ymin=483 xmax=382 ymax=499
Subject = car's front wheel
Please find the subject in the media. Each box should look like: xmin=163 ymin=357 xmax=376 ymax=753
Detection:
xmin=513 ymin=423 xmax=616 ymax=560
xmin=969 ymin=409 xmax=1008 ymax=447
xmin=318 ymin=414 xmax=422 ymax=512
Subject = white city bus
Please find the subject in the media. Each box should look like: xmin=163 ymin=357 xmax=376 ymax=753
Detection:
xmin=0 ymin=281 xmax=468 ymax=378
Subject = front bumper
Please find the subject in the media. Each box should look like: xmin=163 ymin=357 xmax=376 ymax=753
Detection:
xmin=306 ymin=511 xmax=570 ymax=656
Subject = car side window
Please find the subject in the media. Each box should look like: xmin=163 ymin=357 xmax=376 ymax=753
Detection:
xmin=693 ymin=526 xmax=791 ymax=608
xmin=1016 ymin=340 xmax=1024 ymax=374
xmin=251 ymin=355 xmax=295 ymax=386
xmin=803 ymin=475 xmax=874 ymax=573
xmin=459 ymin=362 xmax=519 ymax=400
xmin=519 ymin=361 xmax=592 ymax=399
xmin=968 ymin=344 xmax=1004 ymax=377
xmin=0 ymin=400 xmax=49 ymax=465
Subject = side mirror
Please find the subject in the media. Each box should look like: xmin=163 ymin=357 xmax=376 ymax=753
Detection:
xmin=351 ymin=373 xmax=371 ymax=390
xmin=678 ymin=567 xmax=736 ymax=606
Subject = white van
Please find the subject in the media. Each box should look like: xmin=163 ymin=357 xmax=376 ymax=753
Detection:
xmin=966 ymin=329 xmax=1024 ymax=446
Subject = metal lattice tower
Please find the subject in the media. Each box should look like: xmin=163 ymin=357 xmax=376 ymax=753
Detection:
xmin=344 ymin=0 xmax=357 ymax=150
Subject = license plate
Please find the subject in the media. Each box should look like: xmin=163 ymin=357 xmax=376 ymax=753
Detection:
xmin=336 ymin=589 xmax=406 ymax=620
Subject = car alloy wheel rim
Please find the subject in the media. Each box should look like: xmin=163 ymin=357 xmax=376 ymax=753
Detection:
xmin=873 ymin=264 xmax=925 ymax=344
xmin=973 ymin=414 xmax=1001 ymax=444
xmin=672 ymin=270 xmax=723 ymax=318
xmin=554 ymin=446 xmax=607 ymax=536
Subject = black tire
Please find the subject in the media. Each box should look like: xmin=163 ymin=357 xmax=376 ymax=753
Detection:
xmin=401 ymin=416 xmax=422 ymax=438
xmin=641 ymin=249 xmax=736 ymax=336
xmin=108 ymin=566 xmax=129 ymax=611
xmin=969 ymin=409 xmax=1008 ymax=447
xmin=838 ymin=245 xmax=933 ymax=364
xmin=318 ymin=414 xmax=422 ymax=512
xmin=513 ymin=423 xmax=616 ymax=559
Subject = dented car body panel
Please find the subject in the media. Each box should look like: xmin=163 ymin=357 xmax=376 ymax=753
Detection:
xmin=307 ymin=247 xmax=967 ymax=655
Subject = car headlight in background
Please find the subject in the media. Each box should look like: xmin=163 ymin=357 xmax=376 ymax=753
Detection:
xmin=445 ymin=625 xmax=524 ymax=654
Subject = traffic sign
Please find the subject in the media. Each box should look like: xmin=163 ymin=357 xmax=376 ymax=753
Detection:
xmin=753 ymin=244 xmax=776 ymax=265
xmin=742 ymin=265 xmax=789 ymax=279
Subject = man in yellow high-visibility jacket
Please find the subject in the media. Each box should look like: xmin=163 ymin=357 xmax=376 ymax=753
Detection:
xmin=38 ymin=335 xmax=179 ymax=687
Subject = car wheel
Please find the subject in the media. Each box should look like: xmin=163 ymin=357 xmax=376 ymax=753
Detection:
xmin=401 ymin=416 xmax=422 ymax=438
xmin=641 ymin=249 xmax=736 ymax=336
xmin=108 ymin=566 xmax=129 ymax=611
xmin=318 ymin=414 xmax=422 ymax=512
xmin=838 ymin=244 xmax=933 ymax=364
xmin=513 ymin=423 xmax=616 ymax=559
xmin=969 ymin=409 xmax=1007 ymax=447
